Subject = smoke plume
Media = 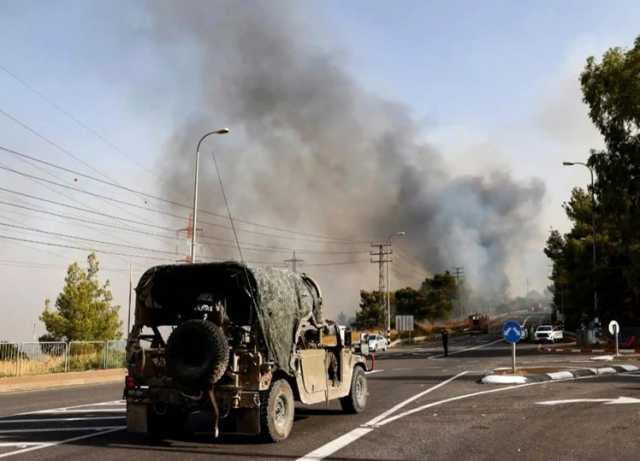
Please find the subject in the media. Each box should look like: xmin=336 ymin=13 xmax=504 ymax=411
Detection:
xmin=146 ymin=0 xmax=545 ymax=314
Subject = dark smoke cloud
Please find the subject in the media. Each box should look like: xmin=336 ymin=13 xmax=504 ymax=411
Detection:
xmin=146 ymin=0 xmax=545 ymax=313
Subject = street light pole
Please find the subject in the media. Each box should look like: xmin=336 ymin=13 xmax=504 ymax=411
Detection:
xmin=562 ymin=161 xmax=598 ymax=315
xmin=191 ymin=128 xmax=230 ymax=264
xmin=386 ymin=231 xmax=406 ymax=337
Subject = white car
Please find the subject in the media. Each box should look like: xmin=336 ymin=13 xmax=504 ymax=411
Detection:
xmin=367 ymin=334 xmax=388 ymax=352
xmin=534 ymin=325 xmax=563 ymax=343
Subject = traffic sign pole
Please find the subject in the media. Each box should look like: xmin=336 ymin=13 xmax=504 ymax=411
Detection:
xmin=502 ymin=320 xmax=523 ymax=375
xmin=608 ymin=320 xmax=620 ymax=357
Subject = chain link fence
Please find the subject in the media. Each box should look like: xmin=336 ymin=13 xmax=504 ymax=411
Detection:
xmin=0 ymin=340 xmax=127 ymax=378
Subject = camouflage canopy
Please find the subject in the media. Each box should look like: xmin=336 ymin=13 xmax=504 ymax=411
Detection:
xmin=135 ymin=262 xmax=323 ymax=374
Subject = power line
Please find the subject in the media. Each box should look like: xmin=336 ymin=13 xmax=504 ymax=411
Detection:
xmin=0 ymin=144 xmax=371 ymax=244
xmin=0 ymin=63 xmax=162 ymax=184
xmin=0 ymin=221 xmax=181 ymax=257
xmin=0 ymin=221 xmax=373 ymax=269
xmin=0 ymin=161 xmax=372 ymax=246
xmin=0 ymin=234 xmax=172 ymax=262
xmin=0 ymin=191 xmax=369 ymax=256
xmin=0 ymin=107 xmax=117 ymax=183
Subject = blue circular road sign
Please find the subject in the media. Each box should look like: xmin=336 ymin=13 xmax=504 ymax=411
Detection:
xmin=503 ymin=320 xmax=523 ymax=344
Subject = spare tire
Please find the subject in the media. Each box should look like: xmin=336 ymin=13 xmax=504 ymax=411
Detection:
xmin=166 ymin=319 xmax=229 ymax=388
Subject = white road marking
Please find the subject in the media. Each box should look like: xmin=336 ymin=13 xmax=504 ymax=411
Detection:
xmin=365 ymin=371 xmax=468 ymax=427
xmin=0 ymin=443 xmax=45 ymax=447
xmin=298 ymin=368 xmax=638 ymax=460
xmin=536 ymin=396 xmax=640 ymax=406
xmin=0 ymin=427 xmax=124 ymax=459
xmin=25 ymin=409 xmax=125 ymax=414
xmin=297 ymin=427 xmax=374 ymax=461
xmin=0 ymin=425 xmax=124 ymax=434
xmin=17 ymin=400 xmax=124 ymax=415
xmin=0 ymin=416 xmax=125 ymax=424
xmin=296 ymin=371 xmax=467 ymax=461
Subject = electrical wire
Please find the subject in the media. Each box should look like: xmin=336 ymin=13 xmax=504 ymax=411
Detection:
xmin=0 ymin=144 xmax=372 ymax=244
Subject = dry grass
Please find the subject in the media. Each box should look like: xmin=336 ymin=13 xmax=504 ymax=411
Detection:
xmin=0 ymin=356 xmax=65 ymax=378
xmin=0 ymin=351 xmax=125 ymax=378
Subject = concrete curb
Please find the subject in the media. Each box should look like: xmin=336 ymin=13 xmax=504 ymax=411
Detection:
xmin=0 ymin=368 xmax=126 ymax=394
xmin=538 ymin=345 xmax=640 ymax=354
xmin=481 ymin=364 xmax=639 ymax=385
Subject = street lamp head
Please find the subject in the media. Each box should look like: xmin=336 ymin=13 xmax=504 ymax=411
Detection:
xmin=562 ymin=161 xmax=574 ymax=166
xmin=215 ymin=128 xmax=230 ymax=134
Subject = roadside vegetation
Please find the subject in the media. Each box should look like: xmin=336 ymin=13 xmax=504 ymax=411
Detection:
xmin=546 ymin=36 xmax=640 ymax=330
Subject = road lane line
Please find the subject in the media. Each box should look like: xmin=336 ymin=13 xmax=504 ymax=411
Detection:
xmin=0 ymin=425 xmax=124 ymax=434
xmin=0 ymin=416 xmax=125 ymax=424
xmin=0 ymin=426 xmax=124 ymax=459
xmin=365 ymin=371 xmax=468 ymax=427
xmin=16 ymin=400 xmax=124 ymax=416
xmin=297 ymin=427 xmax=374 ymax=461
xmin=0 ymin=443 xmax=45 ymax=447
xmin=298 ymin=368 xmax=637 ymax=460
xmin=296 ymin=371 xmax=467 ymax=461
xmin=23 ymin=409 xmax=125 ymax=415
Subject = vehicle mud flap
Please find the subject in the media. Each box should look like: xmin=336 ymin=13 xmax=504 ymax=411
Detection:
xmin=208 ymin=388 xmax=219 ymax=438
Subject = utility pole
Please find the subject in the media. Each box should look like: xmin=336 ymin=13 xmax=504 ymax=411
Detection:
xmin=177 ymin=214 xmax=201 ymax=262
xmin=371 ymin=242 xmax=392 ymax=335
xmin=453 ymin=266 xmax=465 ymax=318
xmin=127 ymin=263 xmax=133 ymax=335
xmin=284 ymin=250 xmax=304 ymax=273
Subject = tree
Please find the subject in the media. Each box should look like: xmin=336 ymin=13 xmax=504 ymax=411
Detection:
xmin=354 ymin=290 xmax=385 ymax=329
xmin=395 ymin=287 xmax=428 ymax=319
xmin=40 ymin=253 xmax=122 ymax=341
xmin=420 ymin=271 xmax=456 ymax=321
xmin=547 ymin=36 xmax=640 ymax=328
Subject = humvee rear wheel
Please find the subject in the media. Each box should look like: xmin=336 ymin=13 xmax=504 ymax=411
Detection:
xmin=340 ymin=366 xmax=367 ymax=414
xmin=261 ymin=379 xmax=294 ymax=442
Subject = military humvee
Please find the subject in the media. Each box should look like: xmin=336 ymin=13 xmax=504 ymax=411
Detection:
xmin=125 ymin=262 xmax=368 ymax=442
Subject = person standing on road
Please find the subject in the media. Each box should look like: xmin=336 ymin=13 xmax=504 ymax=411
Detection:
xmin=441 ymin=327 xmax=449 ymax=357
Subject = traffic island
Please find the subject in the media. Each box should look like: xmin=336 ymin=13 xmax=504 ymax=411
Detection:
xmin=481 ymin=364 xmax=639 ymax=384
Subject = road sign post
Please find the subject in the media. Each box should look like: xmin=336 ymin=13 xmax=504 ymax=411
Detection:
xmin=396 ymin=315 xmax=414 ymax=343
xmin=608 ymin=320 xmax=620 ymax=356
xmin=503 ymin=320 xmax=523 ymax=374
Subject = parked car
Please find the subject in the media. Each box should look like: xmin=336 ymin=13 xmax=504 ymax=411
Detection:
xmin=534 ymin=325 xmax=563 ymax=342
xmin=367 ymin=334 xmax=388 ymax=352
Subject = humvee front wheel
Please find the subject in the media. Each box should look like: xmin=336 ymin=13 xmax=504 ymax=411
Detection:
xmin=261 ymin=379 xmax=295 ymax=442
xmin=340 ymin=366 xmax=367 ymax=413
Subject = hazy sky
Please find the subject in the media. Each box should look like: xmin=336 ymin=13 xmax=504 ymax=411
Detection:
xmin=0 ymin=1 xmax=638 ymax=340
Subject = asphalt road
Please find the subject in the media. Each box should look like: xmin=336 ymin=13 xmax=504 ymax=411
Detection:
xmin=1 ymin=335 xmax=639 ymax=460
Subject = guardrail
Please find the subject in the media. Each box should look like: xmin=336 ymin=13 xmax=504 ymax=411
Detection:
xmin=0 ymin=340 xmax=126 ymax=378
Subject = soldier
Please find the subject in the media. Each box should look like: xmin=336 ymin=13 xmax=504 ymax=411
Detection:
xmin=441 ymin=328 xmax=449 ymax=357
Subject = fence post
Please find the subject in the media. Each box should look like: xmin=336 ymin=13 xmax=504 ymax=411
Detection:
xmin=103 ymin=341 xmax=108 ymax=369
xmin=64 ymin=341 xmax=73 ymax=373
xmin=17 ymin=343 xmax=22 ymax=377
xmin=64 ymin=342 xmax=69 ymax=373
xmin=14 ymin=344 xmax=19 ymax=377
